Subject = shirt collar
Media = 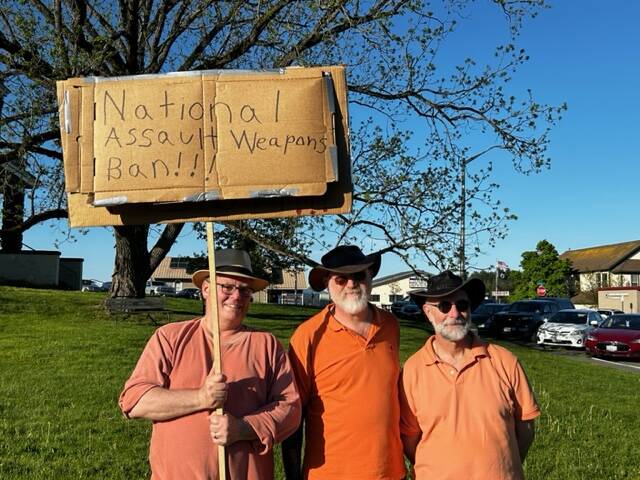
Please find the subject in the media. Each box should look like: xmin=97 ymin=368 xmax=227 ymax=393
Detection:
xmin=326 ymin=303 xmax=381 ymax=333
xmin=421 ymin=333 xmax=488 ymax=366
xmin=327 ymin=304 xmax=344 ymax=331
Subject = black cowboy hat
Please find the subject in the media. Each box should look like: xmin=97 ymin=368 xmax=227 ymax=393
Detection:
xmin=308 ymin=245 xmax=381 ymax=292
xmin=192 ymin=249 xmax=269 ymax=291
xmin=409 ymin=270 xmax=485 ymax=310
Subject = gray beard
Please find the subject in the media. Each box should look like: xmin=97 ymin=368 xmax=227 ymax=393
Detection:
xmin=435 ymin=318 xmax=471 ymax=342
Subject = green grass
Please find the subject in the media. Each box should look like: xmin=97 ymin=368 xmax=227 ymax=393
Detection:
xmin=0 ymin=286 xmax=639 ymax=479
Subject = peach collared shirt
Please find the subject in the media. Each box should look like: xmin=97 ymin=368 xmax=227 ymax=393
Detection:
xmin=400 ymin=335 xmax=540 ymax=480
xmin=119 ymin=318 xmax=301 ymax=480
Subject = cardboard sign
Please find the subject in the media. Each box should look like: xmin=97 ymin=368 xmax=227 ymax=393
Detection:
xmin=56 ymin=66 xmax=352 ymax=227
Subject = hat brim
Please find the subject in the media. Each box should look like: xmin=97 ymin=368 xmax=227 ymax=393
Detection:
xmin=308 ymin=254 xmax=381 ymax=292
xmin=192 ymin=270 xmax=269 ymax=292
xmin=410 ymin=278 xmax=485 ymax=311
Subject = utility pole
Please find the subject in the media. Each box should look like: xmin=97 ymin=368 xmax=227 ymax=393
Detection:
xmin=494 ymin=262 xmax=499 ymax=303
xmin=457 ymin=147 xmax=494 ymax=281
xmin=458 ymin=155 xmax=467 ymax=280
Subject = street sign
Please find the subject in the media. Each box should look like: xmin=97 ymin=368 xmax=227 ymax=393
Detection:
xmin=492 ymin=291 xmax=510 ymax=297
xmin=536 ymin=285 xmax=547 ymax=297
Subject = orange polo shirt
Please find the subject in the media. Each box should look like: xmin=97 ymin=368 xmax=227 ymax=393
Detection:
xmin=400 ymin=335 xmax=540 ymax=480
xmin=288 ymin=304 xmax=405 ymax=480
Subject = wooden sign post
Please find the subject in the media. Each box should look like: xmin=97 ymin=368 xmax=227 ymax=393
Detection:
xmin=205 ymin=222 xmax=226 ymax=479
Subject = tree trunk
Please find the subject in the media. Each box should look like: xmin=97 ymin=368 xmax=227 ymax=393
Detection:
xmin=112 ymin=225 xmax=150 ymax=298
xmin=110 ymin=223 xmax=185 ymax=298
xmin=1 ymin=176 xmax=25 ymax=252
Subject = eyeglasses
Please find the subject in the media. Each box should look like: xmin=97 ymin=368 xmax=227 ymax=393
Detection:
xmin=426 ymin=299 xmax=470 ymax=314
xmin=216 ymin=283 xmax=254 ymax=298
xmin=331 ymin=271 xmax=368 ymax=286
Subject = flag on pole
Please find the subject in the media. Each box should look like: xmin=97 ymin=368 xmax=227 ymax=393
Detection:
xmin=497 ymin=260 xmax=509 ymax=272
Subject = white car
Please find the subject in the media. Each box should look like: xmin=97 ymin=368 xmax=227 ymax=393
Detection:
xmin=536 ymin=309 xmax=604 ymax=348
xmin=145 ymin=280 xmax=175 ymax=296
xmin=82 ymin=279 xmax=104 ymax=292
xmin=597 ymin=309 xmax=624 ymax=320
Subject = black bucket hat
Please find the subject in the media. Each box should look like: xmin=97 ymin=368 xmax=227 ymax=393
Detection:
xmin=410 ymin=270 xmax=485 ymax=310
xmin=192 ymin=249 xmax=269 ymax=291
xmin=308 ymin=245 xmax=381 ymax=292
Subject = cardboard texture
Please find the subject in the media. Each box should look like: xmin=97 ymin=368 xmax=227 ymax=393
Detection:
xmin=58 ymin=67 xmax=345 ymax=202
xmin=56 ymin=66 xmax=352 ymax=227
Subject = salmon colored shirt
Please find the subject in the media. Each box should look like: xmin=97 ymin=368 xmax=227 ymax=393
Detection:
xmin=119 ymin=318 xmax=301 ymax=480
xmin=288 ymin=304 xmax=406 ymax=480
xmin=400 ymin=335 xmax=540 ymax=480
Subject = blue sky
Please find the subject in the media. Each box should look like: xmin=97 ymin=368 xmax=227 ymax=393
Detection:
xmin=22 ymin=1 xmax=640 ymax=282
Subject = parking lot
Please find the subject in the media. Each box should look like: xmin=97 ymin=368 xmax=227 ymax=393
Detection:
xmin=527 ymin=342 xmax=640 ymax=374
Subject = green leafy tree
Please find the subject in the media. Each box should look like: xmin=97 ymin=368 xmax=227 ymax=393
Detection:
xmin=0 ymin=0 xmax=565 ymax=296
xmin=511 ymin=240 xmax=573 ymax=300
xmin=470 ymin=268 xmax=517 ymax=301
xmin=194 ymin=219 xmax=310 ymax=284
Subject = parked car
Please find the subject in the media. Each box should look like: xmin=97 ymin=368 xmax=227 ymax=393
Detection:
xmin=471 ymin=302 xmax=509 ymax=336
xmin=398 ymin=302 xmax=423 ymax=321
xmin=81 ymin=279 xmax=103 ymax=292
xmin=176 ymin=288 xmax=201 ymax=299
xmin=596 ymin=309 xmax=624 ymax=320
xmin=390 ymin=297 xmax=413 ymax=317
xmin=536 ymin=309 xmax=603 ymax=348
xmin=492 ymin=299 xmax=563 ymax=341
xmin=586 ymin=314 xmax=640 ymax=359
xmin=145 ymin=280 xmax=175 ymax=296
xmin=531 ymin=296 xmax=575 ymax=310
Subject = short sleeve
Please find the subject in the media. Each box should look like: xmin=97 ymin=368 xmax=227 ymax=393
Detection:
xmin=287 ymin=328 xmax=312 ymax=408
xmin=510 ymin=359 xmax=540 ymax=422
xmin=399 ymin=366 xmax=422 ymax=436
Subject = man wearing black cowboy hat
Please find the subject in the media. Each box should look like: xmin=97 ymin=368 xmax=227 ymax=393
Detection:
xmin=399 ymin=270 xmax=540 ymax=480
xmin=119 ymin=249 xmax=301 ymax=479
xmin=282 ymin=245 xmax=405 ymax=480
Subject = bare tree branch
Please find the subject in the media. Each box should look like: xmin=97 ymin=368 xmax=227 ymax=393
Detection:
xmin=149 ymin=223 xmax=185 ymax=272
xmin=0 ymin=208 xmax=67 ymax=234
xmin=196 ymin=0 xmax=291 ymax=70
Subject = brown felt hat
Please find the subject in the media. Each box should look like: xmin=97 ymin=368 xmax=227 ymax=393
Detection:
xmin=409 ymin=270 xmax=485 ymax=310
xmin=192 ymin=249 xmax=269 ymax=292
xmin=308 ymin=245 xmax=381 ymax=292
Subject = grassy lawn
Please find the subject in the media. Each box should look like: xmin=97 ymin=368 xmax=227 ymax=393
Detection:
xmin=0 ymin=286 xmax=638 ymax=479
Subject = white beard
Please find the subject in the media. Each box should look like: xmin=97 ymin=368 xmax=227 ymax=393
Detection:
xmin=434 ymin=318 xmax=471 ymax=342
xmin=334 ymin=293 xmax=369 ymax=315
xmin=330 ymin=283 xmax=370 ymax=315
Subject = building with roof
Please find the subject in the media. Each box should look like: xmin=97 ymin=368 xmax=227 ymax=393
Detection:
xmin=370 ymin=270 xmax=431 ymax=308
xmin=151 ymin=256 xmax=202 ymax=290
xmin=560 ymin=240 xmax=640 ymax=310
xmin=151 ymin=256 xmax=308 ymax=304
xmin=560 ymin=240 xmax=640 ymax=290
xmin=255 ymin=269 xmax=307 ymax=305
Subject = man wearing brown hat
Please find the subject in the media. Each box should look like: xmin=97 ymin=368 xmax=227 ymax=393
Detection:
xmin=400 ymin=270 xmax=540 ymax=480
xmin=282 ymin=245 xmax=405 ymax=480
xmin=119 ymin=249 xmax=301 ymax=480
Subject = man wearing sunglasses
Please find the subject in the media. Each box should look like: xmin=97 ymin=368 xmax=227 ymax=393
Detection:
xmin=119 ymin=249 xmax=301 ymax=479
xmin=283 ymin=245 xmax=405 ymax=480
xmin=399 ymin=270 xmax=540 ymax=480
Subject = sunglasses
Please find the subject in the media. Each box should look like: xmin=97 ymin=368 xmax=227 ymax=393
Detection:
xmin=426 ymin=299 xmax=470 ymax=314
xmin=331 ymin=271 xmax=368 ymax=286
xmin=217 ymin=283 xmax=254 ymax=298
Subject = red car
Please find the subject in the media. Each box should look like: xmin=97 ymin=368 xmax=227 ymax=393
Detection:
xmin=586 ymin=314 xmax=640 ymax=359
